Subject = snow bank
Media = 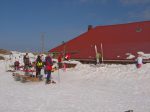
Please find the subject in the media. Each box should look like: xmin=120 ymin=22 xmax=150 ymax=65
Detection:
xmin=0 ymin=51 xmax=150 ymax=112
xmin=126 ymin=52 xmax=150 ymax=59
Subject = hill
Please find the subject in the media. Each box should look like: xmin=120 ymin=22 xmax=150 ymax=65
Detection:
xmin=0 ymin=49 xmax=12 ymax=55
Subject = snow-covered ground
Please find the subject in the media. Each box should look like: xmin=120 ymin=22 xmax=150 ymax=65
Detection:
xmin=0 ymin=52 xmax=150 ymax=112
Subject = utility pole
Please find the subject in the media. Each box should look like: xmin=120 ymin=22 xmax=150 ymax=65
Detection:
xmin=41 ymin=32 xmax=45 ymax=54
xmin=62 ymin=41 xmax=66 ymax=59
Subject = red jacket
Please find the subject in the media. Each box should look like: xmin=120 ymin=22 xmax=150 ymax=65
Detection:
xmin=58 ymin=55 xmax=62 ymax=63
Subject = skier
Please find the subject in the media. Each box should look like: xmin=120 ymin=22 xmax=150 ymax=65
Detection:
xmin=23 ymin=53 xmax=30 ymax=71
xmin=136 ymin=54 xmax=143 ymax=68
xmin=57 ymin=54 xmax=62 ymax=68
xmin=35 ymin=55 xmax=43 ymax=79
xmin=14 ymin=60 xmax=20 ymax=70
xmin=40 ymin=54 xmax=45 ymax=62
xmin=45 ymin=53 xmax=55 ymax=84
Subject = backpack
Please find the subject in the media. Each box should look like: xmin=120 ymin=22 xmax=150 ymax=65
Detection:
xmin=36 ymin=61 xmax=43 ymax=67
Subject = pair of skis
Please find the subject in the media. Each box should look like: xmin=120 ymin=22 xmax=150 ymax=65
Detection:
xmin=94 ymin=43 xmax=104 ymax=64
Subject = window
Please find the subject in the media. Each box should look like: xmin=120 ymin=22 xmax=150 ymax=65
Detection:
xmin=136 ymin=27 xmax=142 ymax=32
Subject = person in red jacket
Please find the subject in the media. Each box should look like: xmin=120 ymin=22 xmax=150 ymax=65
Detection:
xmin=65 ymin=53 xmax=71 ymax=61
xmin=45 ymin=54 xmax=53 ymax=84
xmin=57 ymin=54 xmax=62 ymax=68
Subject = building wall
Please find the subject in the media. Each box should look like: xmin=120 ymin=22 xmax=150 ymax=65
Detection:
xmin=50 ymin=21 xmax=150 ymax=62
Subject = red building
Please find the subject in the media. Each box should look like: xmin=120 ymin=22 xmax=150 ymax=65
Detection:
xmin=49 ymin=21 xmax=150 ymax=63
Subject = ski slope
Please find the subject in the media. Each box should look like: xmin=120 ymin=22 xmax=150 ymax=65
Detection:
xmin=0 ymin=52 xmax=150 ymax=112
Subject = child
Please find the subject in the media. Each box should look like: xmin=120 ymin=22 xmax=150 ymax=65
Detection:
xmin=14 ymin=60 xmax=20 ymax=70
xmin=136 ymin=54 xmax=143 ymax=68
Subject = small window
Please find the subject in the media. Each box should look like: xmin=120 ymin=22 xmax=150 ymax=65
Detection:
xmin=136 ymin=27 xmax=142 ymax=32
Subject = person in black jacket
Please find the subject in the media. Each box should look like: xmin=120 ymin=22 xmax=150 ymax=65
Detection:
xmin=35 ymin=55 xmax=43 ymax=79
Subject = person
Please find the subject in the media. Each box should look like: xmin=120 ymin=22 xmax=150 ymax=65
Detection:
xmin=23 ymin=53 xmax=30 ymax=71
xmin=14 ymin=60 xmax=20 ymax=70
xmin=64 ymin=53 xmax=71 ymax=61
xmin=45 ymin=53 xmax=53 ymax=84
xmin=40 ymin=54 xmax=45 ymax=62
xmin=136 ymin=54 xmax=143 ymax=68
xmin=96 ymin=52 xmax=101 ymax=64
xmin=35 ymin=55 xmax=43 ymax=79
xmin=57 ymin=54 xmax=62 ymax=68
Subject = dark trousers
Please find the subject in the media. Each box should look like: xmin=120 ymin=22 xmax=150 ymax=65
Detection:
xmin=14 ymin=65 xmax=19 ymax=70
xmin=36 ymin=67 xmax=41 ymax=77
xmin=46 ymin=70 xmax=51 ymax=82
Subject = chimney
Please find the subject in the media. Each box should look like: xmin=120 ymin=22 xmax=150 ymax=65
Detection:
xmin=88 ymin=25 xmax=93 ymax=31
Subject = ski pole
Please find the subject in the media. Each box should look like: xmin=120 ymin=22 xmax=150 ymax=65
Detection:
xmin=57 ymin=64 xmax=60 ymax=83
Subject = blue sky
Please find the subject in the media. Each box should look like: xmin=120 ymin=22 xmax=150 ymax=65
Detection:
xmin=0 ymin=0 xmax=150 ymax=52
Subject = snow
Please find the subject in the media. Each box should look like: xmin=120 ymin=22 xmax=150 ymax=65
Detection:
xmin=0 ymin=51 xmax=150 ymax=112
xmin=126 ymin=53 xmax=135 ymax=59
xmin=126 ymin=52 xmax=150 ymax=59
xmin=137 ymin=52 xmax=150 ymax=59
